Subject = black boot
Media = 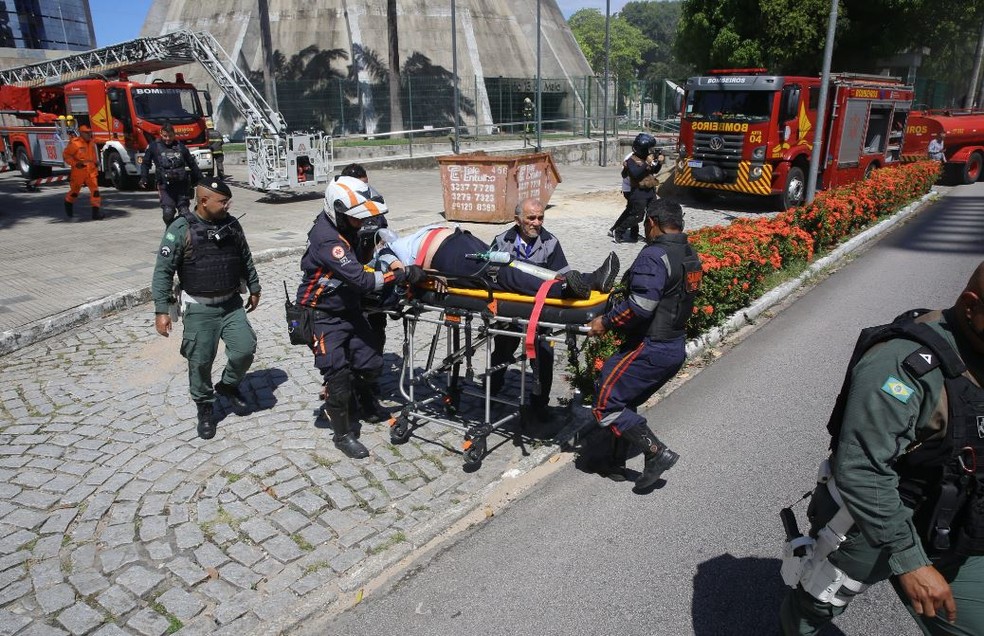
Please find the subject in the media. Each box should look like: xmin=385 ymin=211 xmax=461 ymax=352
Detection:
xmin=621 ymin=423 xmax=678 ymax=489
xmin=562 ymin=270 xmax=592 ymax=299
xmin=91 ymin=206 xmax=104 ymax=220
xmin=196 ymin=402 xmax=216 ymax=440
xmin=353 ymin=371 xmax=389 ymax=424
xmin=216 ymin=381 xmax=248 ymax=411
xmin=324 ymin=405 xmax=369 ymax=459
xmin=588 ymin=252 xmax=620 ymax=293
xmin=64 ymin=201 xmax=74 ymax=218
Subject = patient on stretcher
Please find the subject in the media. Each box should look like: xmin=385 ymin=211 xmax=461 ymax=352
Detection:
xmin=371 ymin=224 xmax=619 ymax=300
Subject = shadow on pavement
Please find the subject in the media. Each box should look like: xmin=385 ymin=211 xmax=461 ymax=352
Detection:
xmin=214 ymin=367 xmax=289 ymax=421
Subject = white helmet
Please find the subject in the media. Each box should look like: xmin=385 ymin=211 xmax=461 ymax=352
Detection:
xmin=324 ymin=175 xmax=388 ymax=224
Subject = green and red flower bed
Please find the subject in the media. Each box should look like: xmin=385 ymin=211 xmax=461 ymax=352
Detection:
xmin=568 ymin=160 xmax=942 ymax=400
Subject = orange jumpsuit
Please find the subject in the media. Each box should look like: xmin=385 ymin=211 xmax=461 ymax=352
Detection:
xmin=62 ymin=135 xmax=101 ymax=209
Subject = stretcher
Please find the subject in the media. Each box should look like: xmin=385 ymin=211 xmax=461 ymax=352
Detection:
xmin=385 ymin=277 xmax=610 ymax=470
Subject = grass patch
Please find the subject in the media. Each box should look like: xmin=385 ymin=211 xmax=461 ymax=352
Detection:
xmin=311 ymin=454 xmax=338 ymax=469
xmin=149 ymin=601 xmax=184 ymax=634
xmin=292 ymin=534 xmax=314 ymax=552
xmin=303 ymin=560 xmax=330 ymax=574
xmin=367 ymin=531 xmax=408 ymax=556
xmin=220 ymin=471 xmax=242 ymax=483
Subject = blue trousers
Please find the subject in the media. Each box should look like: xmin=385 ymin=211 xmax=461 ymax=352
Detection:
xmin=592 ymin=336 xmax=685 ymax=433
xmin=430 ymin=230 xmax=566 ymax=298
xmin=311 ymin=312 xmax=382 ymax=381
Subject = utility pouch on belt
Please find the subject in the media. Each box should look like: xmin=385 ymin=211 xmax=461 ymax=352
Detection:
xmin=284 ymin=281 xmax=314 ymax=346
xmin=167 ymin=282 xmax=182 ymax=323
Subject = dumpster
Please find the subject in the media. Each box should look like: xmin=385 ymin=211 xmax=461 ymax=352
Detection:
xmin=437 ymin=151 xmax=562 ymax=223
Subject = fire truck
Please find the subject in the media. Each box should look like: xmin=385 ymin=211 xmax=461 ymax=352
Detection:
xmin=673 ymin=69 xmax=914 ymax=209
xmin=0 ymin=30 xmax=329 ymax=192
xmin=0 ymin=73 xmax=212 ymax=188
xmin=902 ymin=109 xmax=984 ymax=185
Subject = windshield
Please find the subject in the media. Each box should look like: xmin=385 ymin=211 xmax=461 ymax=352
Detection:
xmin=130 ymin=87 xmax=203 ymax=123
xmin=685 ymin=89 xmax=775 ymax=122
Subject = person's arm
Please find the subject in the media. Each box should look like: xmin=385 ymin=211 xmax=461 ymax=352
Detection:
xmin=62 ymin=139 xmax=77 ymax=166
xmin=624 ymin=155 xmax=649 ymax=181
xmin=589 ymin=250 xmax=665 ymax=335
xmin=832 ymin=342 xmax=942 ymax=572
xmin=140 ymin=144 xmax=155 ymax=182
xmin=151 ymin=219 xmax=187 ymax=336
xmin=236 ymin=223 xmax=262 ymax=312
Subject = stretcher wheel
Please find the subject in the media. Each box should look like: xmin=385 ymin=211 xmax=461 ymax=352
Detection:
xmin=389 ymin=416 xmax=413 ymax=444
xmin=462 ymin=436 xmax=486 ymax=470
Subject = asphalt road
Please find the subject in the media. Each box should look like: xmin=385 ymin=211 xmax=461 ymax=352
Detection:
xmin=298 ymin=182 xmax=984 ymax=636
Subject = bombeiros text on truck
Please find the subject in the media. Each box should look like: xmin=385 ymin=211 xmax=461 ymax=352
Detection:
xmin=901 ymin=107 xmax=984 ymax=185
xmin=0 ymin=30 xmax=330 ymax=192
xmin=673 ymin=68 xmax=914 ymax=209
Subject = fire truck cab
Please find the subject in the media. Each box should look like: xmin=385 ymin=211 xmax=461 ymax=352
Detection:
xmin=674 ymin=69 xmax=914 ymax=209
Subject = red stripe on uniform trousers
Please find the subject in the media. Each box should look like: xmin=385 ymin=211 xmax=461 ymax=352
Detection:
xmin=592 ymin=340 xmax=645 ymax=421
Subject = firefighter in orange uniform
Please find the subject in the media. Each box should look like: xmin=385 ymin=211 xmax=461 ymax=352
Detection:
xmin=62 ymin=125 xmax=103 ymax=220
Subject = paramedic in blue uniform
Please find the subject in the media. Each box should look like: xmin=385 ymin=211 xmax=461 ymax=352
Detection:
xmin=487 ymin=197 xmax=570 ymax=418
xmin=140 ymin=123 xmax=204 ymax=226
xmin=587 ymin=199 xmax=702 ymax=489
xmin=780 ymin=261 xmax=984 ymax=635
xmin=296 ymin=176 xmax=426 ymax=459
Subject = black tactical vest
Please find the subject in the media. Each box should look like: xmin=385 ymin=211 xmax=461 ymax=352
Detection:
xmin=644 ymin=234 xmax=703 ymax=340
xmin=158 ymin=143 xmax=189 ymax=183
xmin=178 ymin=216 xmax=244 ymax=295
xmin=827 ymin=309 xmax=984 ymax=557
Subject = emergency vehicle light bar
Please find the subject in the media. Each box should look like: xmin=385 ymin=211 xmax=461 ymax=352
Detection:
xmin=708 ymin=68 xmax=769 ymax=75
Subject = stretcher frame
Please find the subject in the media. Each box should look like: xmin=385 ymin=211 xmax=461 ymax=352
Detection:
xmin=385 ymin=277 xmax=608 ymax=470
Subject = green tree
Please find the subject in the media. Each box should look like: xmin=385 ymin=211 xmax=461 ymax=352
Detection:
xmin=568 ymin=8 xmax=654 ymax=81
xmin=620 ymin=0 xmax=692 ymax=80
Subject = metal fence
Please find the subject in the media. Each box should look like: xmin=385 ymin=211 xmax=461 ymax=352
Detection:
xmin=227 ymin=75 xmax=685 ymax=143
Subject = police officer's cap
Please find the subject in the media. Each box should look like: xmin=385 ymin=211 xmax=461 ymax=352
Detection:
xmin=197 ymin=178 xmax=233 ymax=198
xmin=647 ymin=199 xmax=684 ymax=230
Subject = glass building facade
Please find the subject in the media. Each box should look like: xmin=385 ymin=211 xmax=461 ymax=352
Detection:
xmin=0 ymin=0 xmax=96 ymax=51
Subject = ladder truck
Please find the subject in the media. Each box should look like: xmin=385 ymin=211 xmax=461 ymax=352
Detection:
xmin=0 ymin=30 xmax=329 ymax=192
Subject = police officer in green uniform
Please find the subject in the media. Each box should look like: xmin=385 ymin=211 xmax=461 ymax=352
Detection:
xmin=780 ymin=261 xmax=984 ymax=635
xmin=151 ymin=178 xmax=262 ymax=440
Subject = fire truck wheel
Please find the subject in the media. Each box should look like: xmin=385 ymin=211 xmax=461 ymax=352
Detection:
xmin=962 ymin=152 xmax=983 ymax=185
xmin=779 ymin=166 xmax=806 ymax=210
xmin=15 ymin=147 xmax=34 ymax=179
xmin=108 ymin=152 xmax=135 ymax=191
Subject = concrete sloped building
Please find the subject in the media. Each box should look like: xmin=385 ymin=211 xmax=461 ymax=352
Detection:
xmin=140 ymin=0 xmax=599 ymax=138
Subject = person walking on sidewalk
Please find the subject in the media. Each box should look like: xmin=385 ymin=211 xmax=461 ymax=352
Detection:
xmin=140 ymin=123 xmax=204 ymax=226
xmin=152 ymin=178 xmax=261 ymax=440
xmin=780 ymin=260 xmax=984 ymax=636
xmin=487 ymin=197 xmax=571 ymax=419
xmin=587 ymin=199 xmax=702 ymax=489
xmin=62 ymin=124 xmax=103 ymax=220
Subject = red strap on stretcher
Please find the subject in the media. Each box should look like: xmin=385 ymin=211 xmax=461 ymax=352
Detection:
xmin=525 ymin=278 xmax=561 ymax=360
xmin=415 ymin=228 xmax=445 ymax=266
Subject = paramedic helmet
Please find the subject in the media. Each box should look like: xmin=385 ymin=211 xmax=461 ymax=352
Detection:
xmin=324 ymin=175 xmax=388 ymax=227
xmin=632 ymin=132 xmax=657 ymax=158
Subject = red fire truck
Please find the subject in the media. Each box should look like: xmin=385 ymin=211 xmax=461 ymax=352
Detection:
xmin=673 ymin=69 xmax=914 ymax=209
xmin=902 ymin=109 xmax=984 ymax=184
xmin=0 ymin=73 xmax=212 ymax=189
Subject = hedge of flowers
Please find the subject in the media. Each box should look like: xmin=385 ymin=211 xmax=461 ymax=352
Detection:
xmin=567 ymin=160 xmax=941 ymax=401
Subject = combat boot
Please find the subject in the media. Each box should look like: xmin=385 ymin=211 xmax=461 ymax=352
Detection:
xmin=324 ymin=405 xmax=369 ymax=459
xmin=196 ymin=402 xmax=216 ymax=440
xmin=353 ymin=371 xmax=389 ymax=423
xmin=64 ymin=201 xmax=74 ymax=218
xmin=91 ymin=206 xmax=104 ymax=220
xmin=621 ymin=422 xmax=678 ymax=489
xmin=216 ymin=381 xmax=248 ymax=411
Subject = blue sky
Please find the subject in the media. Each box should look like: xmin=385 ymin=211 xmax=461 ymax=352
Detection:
xmin=89 ymin=0 xmax=153 ymax=47
xmin=87 ymin=0 xmax=624 ymax=48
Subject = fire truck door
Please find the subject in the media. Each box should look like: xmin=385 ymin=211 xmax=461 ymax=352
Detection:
xmin=780 ymin=86 xmax=801 ymax=141
xmin=837 ymin=99 xmax=868 ymax=167
xmin=108 ymin=88 xmax=132 ymax=136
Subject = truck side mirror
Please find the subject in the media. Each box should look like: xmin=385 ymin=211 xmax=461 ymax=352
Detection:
xmin=203 ymin=91 xmax=213 ymax=117
xmin=781 ymin=87 xmax=800 ymax=122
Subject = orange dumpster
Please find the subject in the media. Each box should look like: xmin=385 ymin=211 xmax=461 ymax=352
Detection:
xmin=437 ymin=151 xmax=562 ymax=223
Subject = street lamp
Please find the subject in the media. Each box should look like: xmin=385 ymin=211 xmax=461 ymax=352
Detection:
xmin=805 ymin=0 xmax=838 ymax=204
xmin=451 ymin=0 xmax=460 ymax=153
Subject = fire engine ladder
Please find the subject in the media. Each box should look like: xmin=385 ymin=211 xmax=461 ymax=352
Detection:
xmin=0 ymin=31 xmax=286 ymax=139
